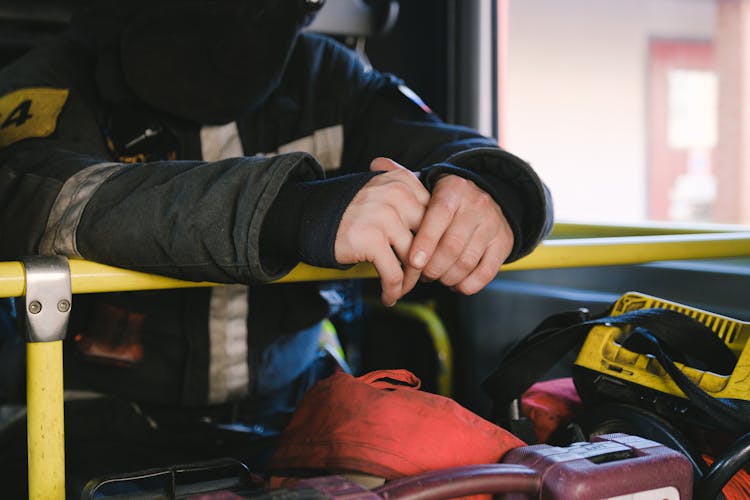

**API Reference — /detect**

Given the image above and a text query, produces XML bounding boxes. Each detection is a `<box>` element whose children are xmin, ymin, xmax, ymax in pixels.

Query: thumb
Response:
<box><xmin>370</xmin><ymin>157</ymin><xmax>408</xmax><ymax>173</ymax></box>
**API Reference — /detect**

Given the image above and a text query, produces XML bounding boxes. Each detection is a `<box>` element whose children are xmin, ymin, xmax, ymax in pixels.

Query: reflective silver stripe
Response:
<box><xmin>201</xmin><ymin>122</ymin><xmax>250</xmax><ymax>403</ymax></box>
<box><xmin>207</xmin><ymin>284</ymin><xmax>250</xmax><ymax>403</ymax></box>
<box><xmin>277</xmin><ymin>124</ymin><xmax>343</xmax><ymax>171</ymax></box>
<box><xmin>39</xmin><ymin>162</ymin><xmax>125</xmax><ymax>256</ymax></box>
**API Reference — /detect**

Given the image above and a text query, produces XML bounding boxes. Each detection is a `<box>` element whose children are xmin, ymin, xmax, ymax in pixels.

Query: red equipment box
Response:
<box><xmin>500</xmin><ymin>433</ymin><xmax>693</xmax><ymax>499</ymax></box>
<box><xmin>84</xmin><ymin>434</ymin><xmax>693</xmax><ymax>499</ymax></box>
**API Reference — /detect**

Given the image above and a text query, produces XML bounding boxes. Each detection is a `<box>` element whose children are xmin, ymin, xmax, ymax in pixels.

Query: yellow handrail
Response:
<box><xmin>2</xmin><ymin>230</ymin><xmax>750</xmax><ymax>299</ymax></box>
<box><xmin>548</xmin><ymin>220</ymin><xmax>750</xmax><ymax>238</ymax></box>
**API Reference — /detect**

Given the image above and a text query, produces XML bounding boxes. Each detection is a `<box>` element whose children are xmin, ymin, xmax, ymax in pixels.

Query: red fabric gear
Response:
<box><xmin>521</xmin><ymin>378</ymin><xmax>583</xmax><ymax>443</ymax></box>
<box><xmin>268</xmin><ymin>369</ymin><xmax>525</xmax><ymax>479</ymax></box>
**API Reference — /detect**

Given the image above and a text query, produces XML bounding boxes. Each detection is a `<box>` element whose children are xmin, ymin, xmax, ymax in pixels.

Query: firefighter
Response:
<box><xmin>0</xmin><ymin>0</ymin><xmax>552</xmax><ymax>494</ymax></box>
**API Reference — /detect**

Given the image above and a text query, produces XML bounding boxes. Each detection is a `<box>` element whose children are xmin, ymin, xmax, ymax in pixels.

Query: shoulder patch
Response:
<box><xmin>0</xmin><ymin>87</ymin><xmax>69</xmax><ymax>147</ymax></box>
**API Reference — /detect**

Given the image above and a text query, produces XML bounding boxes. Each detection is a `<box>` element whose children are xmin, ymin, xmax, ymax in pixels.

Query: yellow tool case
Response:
<box><xmin>574</xmin><ymin>291</ymin><xmax>750</xmax><ymax>403</ymax></box>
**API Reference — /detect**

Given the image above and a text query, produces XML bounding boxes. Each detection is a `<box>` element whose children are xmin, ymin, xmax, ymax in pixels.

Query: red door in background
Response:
<box><xmin>648</xmin><ymin>40</ymin><xmax>717</xmax><ymax>222</ymax></box>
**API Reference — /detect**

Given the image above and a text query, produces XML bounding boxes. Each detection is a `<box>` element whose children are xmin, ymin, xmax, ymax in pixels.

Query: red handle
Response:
<box><xmin>372</xmin><ymin>464</ymin><xmax>540</xmax><ymax>499</ymax></box>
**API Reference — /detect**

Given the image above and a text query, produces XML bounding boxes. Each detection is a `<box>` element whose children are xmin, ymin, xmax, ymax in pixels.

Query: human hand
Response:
<box><xmin>335</xmin><ymin>157</ymin><xmax>430</xmax><ymax>306</ymax></box>
<box><xmin>402</xmin><ymin>174</ymin><xmax>514</xmax><ymax>296</ymax></box>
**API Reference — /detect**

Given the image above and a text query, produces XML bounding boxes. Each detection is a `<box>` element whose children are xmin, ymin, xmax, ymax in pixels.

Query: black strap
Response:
<box><xmin>481</xmin><ymin>305</ymin><xmax>744</xmax><ymax>431</ymax></box>
<box><xmin>480</xmin><ymin>307</ymin><xmax>597</xmax><ymax>414</ymax></box>
<box><xmin>624</xmin><ymin>328</ymin><xmax>750</xmax><ymax>433</ymax></box>
<box><xmin>610</xmin><ymin>308</ymin><xmax>736</xmax><ymax>375</ymax></box>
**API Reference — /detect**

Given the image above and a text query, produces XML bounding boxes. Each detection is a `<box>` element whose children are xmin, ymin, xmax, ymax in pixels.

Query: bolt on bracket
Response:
<box><xmin>21</xmin><ymin>256</ymin><xmax>72</xmax><ymax>343</ymax></box>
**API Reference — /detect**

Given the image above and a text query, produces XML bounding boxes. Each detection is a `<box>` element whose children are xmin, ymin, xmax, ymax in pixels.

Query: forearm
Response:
<box><xmin>1</xmin><ymin>142</ymin><xmax>325</xmax><ymax>283</ymax></box>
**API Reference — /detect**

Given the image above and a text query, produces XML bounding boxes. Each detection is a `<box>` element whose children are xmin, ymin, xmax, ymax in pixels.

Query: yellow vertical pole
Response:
<box><xmin>21</xmin><ymin>256</ymin><xmax>71</xmax><ymax>500</ymax></box>
<box><xmin>27</xmin><ymin>341</ymin><xmax>65</xmax><ymax>499</ymax></box>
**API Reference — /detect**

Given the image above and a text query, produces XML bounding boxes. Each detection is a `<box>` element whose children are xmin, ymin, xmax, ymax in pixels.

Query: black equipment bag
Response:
<box><xmin>481</xmin><ymin>291</ymin><xmax>750</xmax><ymax>436</ymax></box>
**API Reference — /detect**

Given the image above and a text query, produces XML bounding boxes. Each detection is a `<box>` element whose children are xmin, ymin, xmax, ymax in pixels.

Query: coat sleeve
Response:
<box><xmin>0</xmin><ymin>42</ymin><xmax>325</xmax><ymax>284</ymax></box>
<box><xmin>306</xmin><ymin>35</ymin><xmax>554</xmax><ymax>262</ymax></box>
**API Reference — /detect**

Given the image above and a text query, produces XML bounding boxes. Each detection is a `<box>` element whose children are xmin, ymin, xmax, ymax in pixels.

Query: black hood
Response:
<box><xmin>71</xmin><ymin>0</ymin><xmax>314</xmax><ymax>124</ymax></box>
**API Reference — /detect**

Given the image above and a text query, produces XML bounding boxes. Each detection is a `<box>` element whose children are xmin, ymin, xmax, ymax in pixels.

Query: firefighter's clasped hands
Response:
<box><xmin>335</xmin><ymin>157</ymin><xmax>514</xmax><ymax>306</ymax></box>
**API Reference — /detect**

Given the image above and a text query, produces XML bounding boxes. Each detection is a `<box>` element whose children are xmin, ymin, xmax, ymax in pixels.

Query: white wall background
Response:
<box><xmin>504</xmin><ymin>0</ymin><xmax>716</xmax><ymax>222</ymax></box>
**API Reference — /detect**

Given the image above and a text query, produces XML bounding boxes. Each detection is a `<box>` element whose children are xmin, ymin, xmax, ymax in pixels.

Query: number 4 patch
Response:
<box><xmin>0</xmin><ymin>87</ymin><xmax>69</xmax><ymax>147</ymax></box>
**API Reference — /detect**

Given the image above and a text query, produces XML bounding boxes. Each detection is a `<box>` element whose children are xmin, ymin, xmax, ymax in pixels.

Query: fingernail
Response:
<box><xmin>412</xmin><ymin>250</ymin><xmax>427</xmax><ymax>268</ymax></box>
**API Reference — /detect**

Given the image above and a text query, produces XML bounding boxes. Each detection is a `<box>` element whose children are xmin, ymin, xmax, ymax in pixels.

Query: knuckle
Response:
<box><xmin>388</xmin><ymin>183</ymin><xmax>414</xmax><ymax>204</ymax></box>
<box><xmin>376</xmin><ymin>208</ymin><xmax>404</xmax><ymax>234</ymax></box>
<box><xmin>444</xmin><ymin>175</ymin><xmax>468</xmax><ymax>189</ymax></box>
<box><xmin>458</xmin><ymin>275</ymin><xmax>486</xmax><ymax>295</ymax></box>
<box><xmin>468</xmin><ymin>190</ymin><xmax>494</xmax><ymax>214</ymax></box>
<box><xmin>393</xmin><ymin>169</ymin><xmax>412</xmax><ymax>181</ymax></box>
<box><xmin>381</xmin><ymin>272</ymin><xmax>403</xmax><ymax>289</ymax></box>
<box><xmin>382</xmin><ymin>204</ymin><xmax>401</xmax><ymax>223</ymax></box>
<box><xmin>457</xmin><ymin>249</ymin><xmax>481</xmax><ymax>272</ymax></box>
<box><xmin>433</xmin><ymin>192</ymin><xmax>460</xmax><ymax>213</ymax></box>
<box><xmin>441</xmin><ymin>235</ymin><xmax>465</xmax><ymax>257</ymax></box>
<box><xmin>476</xmin><ymin>190</ymin><xmax>494</xmax><ymax>208</ymax></box>
<box><xmin>386</xmin><ymin>169</ymin><xmax>410</xmax><ymax>186</ymax></box>
<box><xmin>476</xmin><ymin>267</ymin><xmax>497</xmax><ymax>285</ymax></box>
<box><xmin>422</xmin><ymin>265</ymin><xmax>441</xmax><ymax>281</ymax></box>
<box><xmin>444</xmin><ymin>196</ymin><xmax>461</xmax><ymax>213</ymax></box>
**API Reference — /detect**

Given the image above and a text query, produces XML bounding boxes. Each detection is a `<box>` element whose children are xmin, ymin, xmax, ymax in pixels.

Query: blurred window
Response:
<box><xmin>501</xmin><ymin>0</ymin><xmax>750</xmax><ymax>226</ymax></box>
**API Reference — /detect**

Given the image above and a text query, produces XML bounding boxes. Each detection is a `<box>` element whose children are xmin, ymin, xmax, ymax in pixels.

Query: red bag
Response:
<box><xmin>520</xmin><ymin>377</ymin><xmax>583</xmax><ymax>443</ymax></box>
<box><xmin>268</xmin><ymin>369</ymin><xmax>525</xmax><ymax>479</ymax></box>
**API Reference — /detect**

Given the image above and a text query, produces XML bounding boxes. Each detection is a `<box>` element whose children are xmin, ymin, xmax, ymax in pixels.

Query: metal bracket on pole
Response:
<box><xmin>21</xmin><ymin>255</ymin><xmax>71</xmax><ymax>342</ymax></box>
